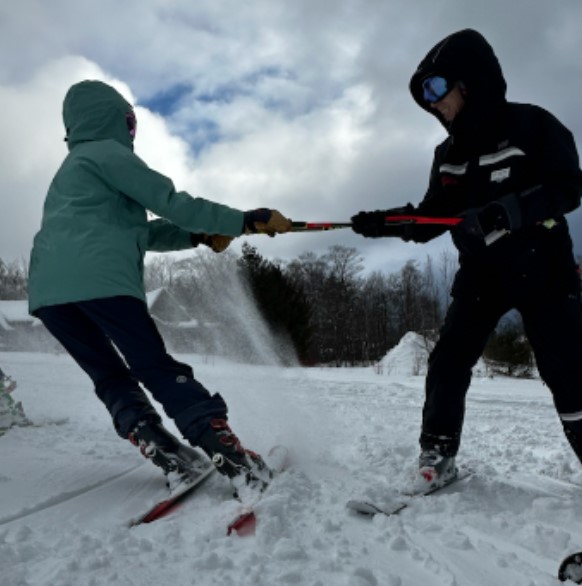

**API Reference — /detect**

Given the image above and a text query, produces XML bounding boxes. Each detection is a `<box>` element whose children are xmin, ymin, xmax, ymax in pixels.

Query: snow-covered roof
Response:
<box><xmin>146</xmin><ymin>287</ymin><xmax>197</xmax><ymax>326</ymax></box>
<box><xmin>0</xmin><ymin>300</ymin><xmax>39</xmax><ymax>330</ymax></box>
<box><xmin>0</xmin><ymin>312</ymin><xmax>12</xmax><ymax>331</ymax></box>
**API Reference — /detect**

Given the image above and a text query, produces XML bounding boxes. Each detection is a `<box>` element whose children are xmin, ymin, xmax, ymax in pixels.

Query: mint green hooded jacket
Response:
<box><xmin>28</xmin><ymin>80</ymin><xmax>244</xmax><ymax>313</ymax></box>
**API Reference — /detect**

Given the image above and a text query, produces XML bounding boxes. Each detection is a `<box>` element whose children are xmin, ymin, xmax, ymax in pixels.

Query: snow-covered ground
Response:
<box><xmin>1</xmin><ymin>346</ymin><xmax>582</xmax><ymax>586</ymax></box>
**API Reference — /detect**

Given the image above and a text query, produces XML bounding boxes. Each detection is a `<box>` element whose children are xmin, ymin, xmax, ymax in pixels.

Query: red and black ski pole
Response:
<box><xmin>384</xmin><ymin>215</ymin><xmax>462</xmax><ymax>226</ymax></box>
<box><xmin>291</xmin><ymin>221</ymin><xmax>352</xmax><ymax>231</ymax></box>
<box><xmin>291</xmin><ymin>215</ymin><xmax>508</xmax><ymax>245</ymax></box>
<box><xmin>384</xmin><ymin>215</ymin><xmax>508</xmax><ymax>245</ymax></box>
<box><xmin>291</xmin><ymin>216</ymin><xmax>462</xmax><ymax>232</ymax></box>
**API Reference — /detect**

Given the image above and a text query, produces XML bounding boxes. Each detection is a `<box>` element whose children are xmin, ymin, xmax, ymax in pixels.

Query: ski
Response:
<box><xmin>346</xmin><ymin>469</ymin><xmax>474</xmax><ymax>517</ymax></box>
<box><xmin>559</xmin><ymin>552</ymin><xmax>582</xmax><ymax>583</ymax></box>
<box><xmin>227</xmin><ymin>445</ymin><xmax>290</xmax><ymax>536</ymax></box>
<box><xmin>130</xmin><ymin>461</ymin><xmax>215</xmax><ymax>526</ymax></box>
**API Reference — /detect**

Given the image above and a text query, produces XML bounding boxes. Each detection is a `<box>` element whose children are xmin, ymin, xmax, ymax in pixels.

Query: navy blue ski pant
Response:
<box><xmin>421</xmin><ymin>291</ymin><xmax>582</xmax><ymax>460</ymax></box>
<box><xmin>35</xmin><ymin>296</ymin><xmax>228</xmax><ymax>443</ymax></box>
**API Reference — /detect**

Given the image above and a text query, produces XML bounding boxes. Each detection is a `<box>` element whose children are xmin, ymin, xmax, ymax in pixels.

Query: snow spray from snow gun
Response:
<box><xmin>290</xmin><ymin>216</ymin><xmax>508</xmax><ymax>245</ymax></box>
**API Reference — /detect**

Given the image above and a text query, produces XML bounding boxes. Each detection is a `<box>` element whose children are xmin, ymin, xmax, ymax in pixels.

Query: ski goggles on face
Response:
<box><xmin>422</xmin><ymin>76</ymin><xmax>452</xmax><ymax>104</ymax></box>
<box><xmin>126</xmin><ymin>111</ymin><xmax>137</xmax><ymax>139</ymax></box>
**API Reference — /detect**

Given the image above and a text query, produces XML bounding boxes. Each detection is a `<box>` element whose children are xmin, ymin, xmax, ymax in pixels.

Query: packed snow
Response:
<box><xmin>1</xmin><ymin>337</ymin><xmax>582</xmax><ymax>585</ymax></box>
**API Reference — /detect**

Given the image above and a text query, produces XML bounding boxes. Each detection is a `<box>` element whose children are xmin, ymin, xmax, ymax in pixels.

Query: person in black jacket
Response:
<box><xmin>352</xmin><ymin>29</ymin><xmax>582</xmax><ymax>488</ymax></box>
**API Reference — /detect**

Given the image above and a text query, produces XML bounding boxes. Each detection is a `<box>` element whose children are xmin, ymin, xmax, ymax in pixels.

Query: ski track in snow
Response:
<box><xmin>1</xmin><ymin>350</ymin><xmax>581</xmax><ymax>585</ymax></box>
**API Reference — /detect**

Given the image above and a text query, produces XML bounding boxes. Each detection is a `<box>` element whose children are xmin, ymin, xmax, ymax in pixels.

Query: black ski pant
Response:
<box><xmin>420</xmin><ymin>291</ymin><xmax>582</xmax><ymax>462</ymax></box>
<box><xmin>36</xmin><ymin>296</ymin><xmax>228</xmax><ymax>443</ymax></box>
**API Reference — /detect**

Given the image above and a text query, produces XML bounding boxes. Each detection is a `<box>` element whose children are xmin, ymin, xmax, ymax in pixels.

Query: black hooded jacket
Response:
<box><xmin>406</xmin><ymin>29</ymin><xmax>582</xmax><ymax>300</ymax></box>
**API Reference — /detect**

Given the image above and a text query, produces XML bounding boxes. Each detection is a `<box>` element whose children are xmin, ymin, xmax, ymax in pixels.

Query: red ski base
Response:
<box><xmin>225</xmin><ymin>445</ymin><xmax>290</xmax><ymax>537</ymax></box>
<box><xmin>227</xmin><ymin>510</ymin><xmax>256</xmax><ymax>536</ymax></box>
<box><xmin>130</xmin><ymin>464</ymin><xmax>215</xmax><ymax>526</ymax></box>
<box><xmin>138</xmin><ymin>493</ymin><xmax>188</xmax><ymax>524</ymax></box>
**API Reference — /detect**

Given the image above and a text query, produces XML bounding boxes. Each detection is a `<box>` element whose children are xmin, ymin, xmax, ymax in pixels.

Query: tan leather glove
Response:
<box><xmin>190</xmin><ymin>234</ymin><xmax>233</xmax><ymax>253</ymax></box>
<box><xmin>204</xmin><ymin>234</ymin><xmax>233</xmax><ymax>253</ymax></box>
<box><xmin>243</xmin><ymin>208</ymin><xmax>292</xmax><ymax>236</ymax></box>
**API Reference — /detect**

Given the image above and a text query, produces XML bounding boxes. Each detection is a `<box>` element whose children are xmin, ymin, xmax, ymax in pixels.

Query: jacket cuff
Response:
<box><xmin>190</xmin><ymin>233</ymin><xmax>205</xmax><ymax>247</ymax></box>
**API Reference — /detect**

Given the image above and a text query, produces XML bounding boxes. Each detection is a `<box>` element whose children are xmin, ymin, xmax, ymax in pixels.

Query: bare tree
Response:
<box><xmin>144</xmin><ymin>254</ymin><xmax>176</xmax><ymax>290</ymax></box>
<box><xmin>0</xmin><ymin>257</ymin><xmax>29</xmax><ymax>300</ymax></box>
<box><xmin>359</xmin><ymin>271</ymin><xmax>392</xmax><ymax>362</ymax></box>
<box><xmin>437</xmin><ymin>249</ymin><xmax>458</xmax><ymax>313</ymax></box>
<box><xmin>320</xmin><ymin>246</ymin><xmax>364</xmax><ymax>365</ymax></box>
<box><xmin>322</xmin><ymin>245</ymin><xmax>363</xmax><ymax>285</ymax></box>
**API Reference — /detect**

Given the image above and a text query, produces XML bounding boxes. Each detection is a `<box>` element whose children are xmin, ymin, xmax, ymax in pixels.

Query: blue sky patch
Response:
<box><xmin>142</xmin><ymin>82</ymin><xmax>194</xmax><ymax>115</ymax></box>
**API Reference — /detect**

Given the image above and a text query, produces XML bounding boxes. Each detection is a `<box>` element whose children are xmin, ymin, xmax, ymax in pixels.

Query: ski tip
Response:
<box><xmin>346</xmin><ymin>499</ymin><xmax>381</xmax><ymax>516</ymax></box>
<box><xmin>227</xmin><ymin>511</ymin><xmax>256</xmax><ymax>537</ymax></box>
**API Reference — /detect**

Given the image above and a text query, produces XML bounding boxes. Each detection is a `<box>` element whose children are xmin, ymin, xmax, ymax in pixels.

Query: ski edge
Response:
<box><xmin>129</xmin><ymin>463</ymin><xmax>215</xmax><ymax>526</ymax></box>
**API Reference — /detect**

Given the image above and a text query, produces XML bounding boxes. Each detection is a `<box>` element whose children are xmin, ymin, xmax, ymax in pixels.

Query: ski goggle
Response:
<box><xmin>422</xmin><ymin>76</ymin><xmax>452</xmax><ymax>104</ymax></box>
<box><xmin>126</xmin><ymin>111</ymin><xmax>137</xmax><ymax>139</ymax></box>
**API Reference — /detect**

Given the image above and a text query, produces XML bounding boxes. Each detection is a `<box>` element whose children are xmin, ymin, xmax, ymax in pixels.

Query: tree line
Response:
<box><xmin>1</xmin><ymin>248</ymin><xmax>581</xmax><ymax>375</ymax></box>
<box><xmin>141</xmin><ymin>243</ymin><xmax>560</xmax><ymax>376</ymax></box>
<box><xmin>232</xmin><ymin>244</ymin><xmax>580</xmax><ymax>375</ymax></box>
<box><xmin>144</xmin><ymin>242</ymin><xmax>459</xmax><ymax>366</ymax></box>
<box><xmin>141</xmin><ymin>242</ymin><xmax>456</xmax><ymax>365</ymax></box>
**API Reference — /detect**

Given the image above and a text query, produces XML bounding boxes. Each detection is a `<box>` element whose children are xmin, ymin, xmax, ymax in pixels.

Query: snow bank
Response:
<box><xmin>375</xmin><ymin>331</ymin><xmax>488</xmax><ymax>376</ymax></box>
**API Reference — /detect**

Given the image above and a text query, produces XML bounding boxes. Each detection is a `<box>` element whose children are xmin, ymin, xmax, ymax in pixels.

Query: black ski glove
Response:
<box><xmin>479</xmin><ymin>194</ymin><xmax>522</xmax><ymax>232</ymax></box>
<box><xmin>452</xmin><ymin>195</ymin><xmax>521</xmax><ymax>255</ymax></box>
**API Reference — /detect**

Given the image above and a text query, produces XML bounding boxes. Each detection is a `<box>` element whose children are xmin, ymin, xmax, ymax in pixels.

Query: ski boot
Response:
<box><xmin>559</xmin><ymin>552</ymin><xmax>582</xmax><ymax>583</ymax></box>
<box><xmin>129</xmin><ymin>420</ymin><xmax>210</xmax><ymax>491</ymax></box>
<box><xmin>416</xmin><ymin>448</ymin><xmax>457</xmax><ymax>490</ymax></box>
<box><xmin>196</xmin><ymin>418</ymin><xmax>272</xmax><ymax>498</ymax></box>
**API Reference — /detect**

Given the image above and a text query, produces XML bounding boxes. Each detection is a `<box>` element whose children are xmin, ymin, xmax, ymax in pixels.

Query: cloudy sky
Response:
<box><xmin>2</xmin><ymin>0</ymin><xmax>581</xmax><ymax>276</ymax></box>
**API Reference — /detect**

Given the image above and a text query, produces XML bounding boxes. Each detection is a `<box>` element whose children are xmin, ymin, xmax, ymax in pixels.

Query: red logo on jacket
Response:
<box><xmin>441</xmin><ymin>175</ymin><xmax>459</xmax><ymax>187</ymax></box>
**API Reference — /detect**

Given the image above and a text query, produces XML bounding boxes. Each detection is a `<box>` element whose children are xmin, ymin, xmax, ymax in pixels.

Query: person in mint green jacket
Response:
<box><xmin>28</xmin><ymin>79</ymin><xmax>291</xmax><ymax>493</ymax></box>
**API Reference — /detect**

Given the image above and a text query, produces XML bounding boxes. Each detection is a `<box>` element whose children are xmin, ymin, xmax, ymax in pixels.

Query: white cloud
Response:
<box><xmin>174</xmin><ymin>84</ymin><xmax>374</xmax><ymax>213</ymax></box>
<box><xmin>0</xmin><ymin>56</ymin><xmax>140</xmax><ymax>262</ymax></box>
<box><xmin>1</xmin><ymin>0</ymin><xmax>581</xmax><ymax>268</ymax></box>
<box><xmin>133</xmin><ymin>107</ymin><xmax>192</xmax><ymax>189</ymax></box>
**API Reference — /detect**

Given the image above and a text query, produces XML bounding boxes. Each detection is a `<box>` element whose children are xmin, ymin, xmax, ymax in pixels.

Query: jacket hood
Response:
<box><xmin>409</xmin><ymin>29</ymin><xmax>507</xmax><ymax>135</ymax></box>
<box><xmin>63</xmin><ymin>80</ymin><xmax>134</xmax><ymax>150</ymax></box>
